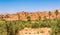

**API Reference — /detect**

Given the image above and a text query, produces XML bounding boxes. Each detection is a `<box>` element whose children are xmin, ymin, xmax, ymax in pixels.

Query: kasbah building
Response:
<box><xmin>0</xmin><ymin>10</ymin><xmax>60</xmax><ymax>21</ymax></box>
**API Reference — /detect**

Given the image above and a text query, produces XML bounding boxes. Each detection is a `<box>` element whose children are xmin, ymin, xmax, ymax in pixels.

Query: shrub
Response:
<box><xmin>0</xmin><ymin>18</ymin><xmax>60</xmax><ymax>35</ymax></box>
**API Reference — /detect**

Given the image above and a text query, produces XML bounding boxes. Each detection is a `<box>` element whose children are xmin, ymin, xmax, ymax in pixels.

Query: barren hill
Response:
<box><xmin>0</xmin><ymin>10</ymin><xmax>60</xmax><ymax>21</ymax></box>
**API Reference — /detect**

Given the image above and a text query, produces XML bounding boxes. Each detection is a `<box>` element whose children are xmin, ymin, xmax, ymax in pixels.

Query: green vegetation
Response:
<box><xmin>0</xmin><ymin>18</ymin><xmax>60</xmax><ymax>35</ymax></box>
<box><xmin>55</xmin><ymin>10</ymin><xmax>59</xmax><ymax>18</ymax></box>
<box><xmin>48</xmin><ymin>11</ymin><xmax>51</xmax><ymax>19</ymax></box>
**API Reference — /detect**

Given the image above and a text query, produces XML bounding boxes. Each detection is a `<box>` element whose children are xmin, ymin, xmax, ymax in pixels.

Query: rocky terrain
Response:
<box><xmin>0</xmin><ymin>10</ymin><xmax>60</xmax><ymax>21</ymax></box>
<box><xmin>18</xmin><ymin>27</ymin><xmax>51</xmax><ymax>35</ymax></box>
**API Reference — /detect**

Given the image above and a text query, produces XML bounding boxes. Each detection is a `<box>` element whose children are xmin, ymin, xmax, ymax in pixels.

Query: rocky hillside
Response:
<box><xmin>0</xmin><ymin>10</ymin><xmax>60</xmax><ymax>20</ymax></box>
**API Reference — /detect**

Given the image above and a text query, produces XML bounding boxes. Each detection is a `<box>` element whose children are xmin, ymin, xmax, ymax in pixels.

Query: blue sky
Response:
<box><xmin>0</xmin><ymin>0</ymin><xmax>60</xmax><ymax>13</ymax></box>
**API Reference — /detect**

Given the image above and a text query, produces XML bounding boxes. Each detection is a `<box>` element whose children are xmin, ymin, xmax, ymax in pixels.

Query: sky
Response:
<box><xmin>0</xmin><ymin>0</ymin><xmax>60</xmax><ymax>14</ymax></box>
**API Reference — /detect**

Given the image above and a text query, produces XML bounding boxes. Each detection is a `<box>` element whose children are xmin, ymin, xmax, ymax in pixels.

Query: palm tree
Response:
<box><xmin>37</xmin><ymin>12</ymin><xmax>41</xmax><ymax>20</ymax></box>
<box><xmin>48</xmin><ymin>11</ymin><xmax>51</xmax><ymax>19</ymax></box>
<box><xmin>27</xmin><ymin>16</ymin><xmax>30</xmax><ymax>21</ymax></box>
<box><xmin>55</xmin><ymin>10</ymin><xmax>59</xmax><ymax>19</ymax></box>
<box><xmin>39</xmin><ymin>16</ymin><xmax>41</xmax><ymax>20</ymax></box>
<box><xmin>44</xmin><ymin>16</ymin><xmax>47</xmax><ymax>20</ymax></box>
<box><xmin>6</xmin><ymin>21</ymin><xmax>15</xmax><ymax>35</ymax></box>
<box><xmin>1</xmin><ymin>15</ymin><xmax>5</xmax><ymax>20</ymax></box>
